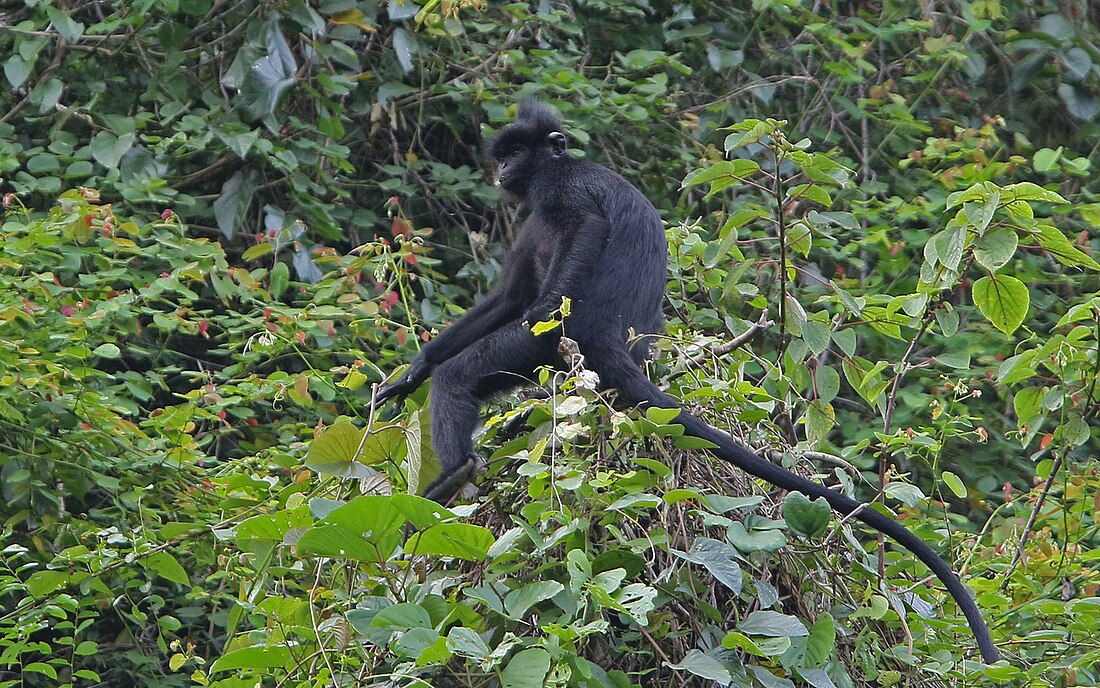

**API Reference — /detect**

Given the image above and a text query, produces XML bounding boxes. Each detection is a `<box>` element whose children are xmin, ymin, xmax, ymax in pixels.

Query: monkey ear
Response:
<box><xmin>547</xmin><ymin>131</ymin><xmax>567</xmax><ymax>157</ymax></box>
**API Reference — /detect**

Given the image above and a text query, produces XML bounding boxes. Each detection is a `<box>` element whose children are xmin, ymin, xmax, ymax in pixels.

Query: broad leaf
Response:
<box><xmin>1034</xmin><ymin>223</ymin><xmax>1100</xmax><ymax>270</ymax></box>
<box><xmin>405</xmin><ymin>522</ymin><xmax>495</xmax><ymax>560</ymax></box>
<box><xmin>973</xmin><ymin>274</ymin><xmax>1029</xmax><ymax>334</ymax></box>
<box><xmin>89</xmin><ymin>131</ymin><xmax>135</xmax><ymax>169</ymax></box>
<box><xmin>738</xmin><ymin>610</ymin><xmax>809</xmax><ymax>637</ymax></box>
<box><xmin>502</xmin><ymin>648</ymin><xmax>551</xmax><ymax>688</ymax></box>
<box><xmin>504</xmin><ymin>581</ymin><xmax>565</xmax><ymax>618</ymax></box>
<box><xmin>210</xmin><ymin>647</ymin><xmax>292</xmax><ymax>673</ymax></box>
<box><xmin>782</xmin><ymin>492</ymin><xmax>830</xmax><ymax>538</ymax></box>
<box><xmin>213</xmin><ymin>169</ymin><xmax>257</xmax><ymax>240</ymax></box>
<box><xmin>973</xmin><ymin>226</ymin><xmax>1017</xmax><ymax>271</ymax></box>
<box><xmin>668</xmin><ymin>650</ymin><xmax>733</xmax><ymax>683</ymax></box>
<box><xmin>238</xmin><ymin>21</ymin><xmax>297</xmax><ymax>120</ymax></box>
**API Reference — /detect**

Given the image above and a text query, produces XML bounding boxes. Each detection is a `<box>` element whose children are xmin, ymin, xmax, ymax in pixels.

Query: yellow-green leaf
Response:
<box><xmin>973</xmin><ymin>274</ymin><xmax>1029</xmax><ymax>335</ymax></box>
<box><xmin>942</xmin><ymin>471</ymin><xmax>967</xmax><ymax>498</ymax></box>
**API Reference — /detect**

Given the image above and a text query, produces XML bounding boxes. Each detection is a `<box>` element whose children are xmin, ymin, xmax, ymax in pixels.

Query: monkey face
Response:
<box><xmin>489</xmin><ymin>101</ymin><xmax>570</xmax><ymax>199</ymax></box>
<box><xmin>493</xmin><ymin>145</ymin><xmax>530</xmax><ymax>195</ymax></box>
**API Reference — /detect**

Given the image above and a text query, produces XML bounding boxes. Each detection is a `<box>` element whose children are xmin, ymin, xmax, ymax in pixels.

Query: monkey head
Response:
<box><xmin>489</xmin><ymin>100</ymin><xmax>569</xmax><ymax>198</ymax></box>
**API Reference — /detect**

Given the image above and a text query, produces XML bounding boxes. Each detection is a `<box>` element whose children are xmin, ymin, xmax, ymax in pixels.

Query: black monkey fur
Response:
<box><xmin>375</xmin><ymin>100</ymin><xmax>999</xmax><ymax>664</ymax></box>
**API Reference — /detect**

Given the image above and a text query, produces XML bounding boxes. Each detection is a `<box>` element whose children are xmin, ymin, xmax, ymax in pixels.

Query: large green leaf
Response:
<box><xmin>738</xmin><ymin>610</ymin><xmax>809</xmax><ymax>637</ymax></box>
<box><xmin>305</xmin><ymin>422</ymin><xmax>403</xmax><ymax>477</ymax></box>
<box><xmin>782</xmin><ymin>492</ymin><xmax>830</xmax><ymax>538</ymax></box>
<box><xmin>210</xmin><ymin>646</ymin><xmax>292</xmax><ymax>673</ymax></box>
<box><xmin>26</xmin><ymin>570</ymin><xmax>68</xmax><ymax>598</ymax></box>
<box><xmin>804</xmin><ymin>613</ymin><xmax>836</xmax><ymax>667</ymax></box>
<box><xmin>677</xmin><ymin>537</ymin><xmax>744</xmax><ymax>593</ymax></box>
<box><xmin>142</xmin><ymin>552</ymin><xmax>190</xmax><ymax>586</ymax></box>
<box><xmin>1034</xmin><ymin>223</ymin><xmax>1100</xmax><ymax>270</ymax></box>
<box><xmin>213</xmin><ymin>169</ymin><xmax>257</xmax><ymax>240</ymax></box>
<box><xmin>727</xmin><ymin>522</ymin><xmax>786</xmax><ymax>553</ymax></box>
<box><xmin>502</xmin><ymin>648</ymin><xmax>551</xmax><ymax>688</ymax></box>
<box><xmin>405</xmin><ymin>522</ymin><xmax>495</xmax><ymax>561</ymax></box>
<box><xmin>972</xmin><ymin>274</ymin><xmax>1030</xmax><ymax>334</ymax></box>
<box><xmin>504</xmin><ymin>581</ymin><xmax>565</xmax><ymax>618</ymax></box>
<box><xmin>973</xmin><ymin>226</ymin><xmax>1018</xmax><ymax>271</ymax></box>
<box><xmin>89</xmin><ymin>131</ymin><xmax>135</xmax><ymax>170</ymax></box>
<box><xmin>237</xmin><ymin>20</ymin><xmax>297</xmax><ymax>120</ymax></box>
<box><xmin>668</xmin><ymin>650</ymin><xmax>733</xmax><ymax>683</ymax></box>
<box><xmin>680</xmin><ymin>159</ymin><xmax>760</xmax><ymax>196</ymax></box>
<box><xmin>297</xmin><ymin>524</ymin><xmax>381</xmax><ymax>562</ymax></box>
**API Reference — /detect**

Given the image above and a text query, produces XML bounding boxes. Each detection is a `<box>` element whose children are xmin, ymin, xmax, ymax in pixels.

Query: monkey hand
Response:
<box><xmin>522</xmin><ymin>305</ymin><xmax>553</xmax><ymax>327</ymax></box>
<box><xmin>373</xmin><ymin>358</ymin><xmax>431</xmax><ymax>408</ymax></box>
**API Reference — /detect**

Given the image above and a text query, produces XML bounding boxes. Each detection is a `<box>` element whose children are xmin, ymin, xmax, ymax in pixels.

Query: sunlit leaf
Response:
<box><xmin>973</xmin><ymin>274</ymin><xmax>1029</xmax><ymax>334</ymax></box>
<box><xmin>405</xmin><ymin>522</ymin><xmax>495</xmax><ymax>561</ymax></box>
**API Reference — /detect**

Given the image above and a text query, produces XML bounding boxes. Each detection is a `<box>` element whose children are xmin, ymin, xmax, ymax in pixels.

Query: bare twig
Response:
<box><xmin>685</xmin><ymin>312</ymin><xmax>773</xmax><ymax>367</ymax></box>
<box><xmin>801</xmin><ymin>450</ymin><xmax>860</xmax><ymax>478</ymax></box>
<box><xmin>775</xmin><ymin>156</ymin><xmax>788</xmax><ymax>359</ymax></box>
<box><xmin>883</xmin><ymin>311</ymin><xmax>936</xmax><ymax>434</ymax></box>
<box><xmin>683</xmin><ymin>75</ymin><xmax>816</xmax><ymax>113</ymax></box>
<box><xmin>765</xmin><ymin>448</ymin><xmax>859</xmax><ymax>481</ymax></box>
<box><xmin>875</xmin><ymin>309</ymin><xmax>936</xmax><ymax>577</ymax></box>
<box><xmin>174</xmin><ymin>154</ymin><xmax>238</xmax><ymax>189</ymax></box>
<box><xmin>1000</xmin><ymin>452</ymin><xmax>1064</xmax><ymax>590</ymax></box>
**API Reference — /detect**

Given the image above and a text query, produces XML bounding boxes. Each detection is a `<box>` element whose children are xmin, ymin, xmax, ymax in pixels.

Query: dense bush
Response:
<box><xmin>2</xmin><ymin>1</ymin><xmax>1099</xmax><ymax>687</ymax></box>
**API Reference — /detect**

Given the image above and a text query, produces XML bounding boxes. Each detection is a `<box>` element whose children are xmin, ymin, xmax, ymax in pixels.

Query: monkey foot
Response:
<box><xmin>422</xmin><ymin>452</ymin><xmax>487</xmax><ymax>505</ymax></box>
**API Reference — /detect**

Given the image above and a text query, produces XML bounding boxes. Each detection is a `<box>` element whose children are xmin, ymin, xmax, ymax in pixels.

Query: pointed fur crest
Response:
<box><xmin>515</xmin><ymin>99</ymin><xmax>562</xmax><ymax>135</ymax></box>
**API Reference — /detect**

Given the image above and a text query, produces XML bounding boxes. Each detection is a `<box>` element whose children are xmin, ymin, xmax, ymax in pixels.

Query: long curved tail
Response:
<box><xmin>593</xmin><ymin>347</ymin><xmax>999</xmax><ymax>663</ymax></box>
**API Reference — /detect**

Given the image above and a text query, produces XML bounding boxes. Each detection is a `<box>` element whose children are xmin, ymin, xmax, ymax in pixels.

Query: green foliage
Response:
<box><xmin>3</xmin><ymin>1</ymin><xmax>1100</xmax><ymax>687</ymax></box>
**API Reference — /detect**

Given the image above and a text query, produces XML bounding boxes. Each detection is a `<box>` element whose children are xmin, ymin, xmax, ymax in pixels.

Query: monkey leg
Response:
<box><xmin>423</xmin><ymin>322</ymin><xmax>560</xmax><ymax>503</ymax></box>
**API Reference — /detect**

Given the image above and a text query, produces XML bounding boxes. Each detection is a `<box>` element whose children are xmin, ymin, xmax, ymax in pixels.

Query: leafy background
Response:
<box><xmin>1</xmin><ymin>1</ymin><xmax>1098</xmax><ymax>687</ymax></box>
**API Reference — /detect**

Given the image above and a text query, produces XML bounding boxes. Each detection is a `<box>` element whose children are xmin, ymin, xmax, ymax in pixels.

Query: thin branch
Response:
<box><xmin>801</xmin><ymin>450</ymin><xmax>860</xmax><ymax>478</ymax></box>
<box><xmin>1000</xmin><ymin>452</ymin><xmax>1064</xmax><ymax>590</ymax></box>
<box><xmin>883</xmin><ymin>310</ymin><xmax>936</xmax><ymax>434</ymax></box>
<box><xmin>775</xmin><ymin>159</ymin><xmax>788</xmax><ymax>358</ymax></box>
<box><xmin>0</xmin><ymin>38</ymin><xmax>66</xmax><ymax>125</ymax></box>
<box><xmin>685</xmin><ymin>312</ymin><xmax>773</xmax><ymax>367</ymax></box>
<box><xmin>174</xmin><ymin>154</ymin><xmax>238</xmax><ymax>189</ymax></box>
<box><xmin>683</xmin><ymin>75</ymin><xmax>816</xmax><ymax>113</ymax></box>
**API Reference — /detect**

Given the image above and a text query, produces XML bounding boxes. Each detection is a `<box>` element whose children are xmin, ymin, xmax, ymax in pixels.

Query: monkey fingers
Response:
<box><xmin>422</xmin><ymin>452</ymin><xmax>487</xmax><ymax>505</ymax></box>
<box><xmin>374</xmin><ymin>359</ymin><xmax>431</xmax><ymax>407</ymax></box>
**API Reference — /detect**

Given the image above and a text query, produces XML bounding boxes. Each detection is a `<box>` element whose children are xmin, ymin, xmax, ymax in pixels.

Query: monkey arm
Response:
<box><xmin>524</xmin><ymin>213</ymin><xmax>612</xmax><ymax>324</ymax></box>
<box><xmin>419</xmin><ymin>292</ymin><xmax>522</xmax><ymax>366</ymax></box>
<box><xmin>374</xmin><ymin>291</ymin><xmax>522</xmax><ymax>405</ymax></box>
<box><xmin>376</xmin><ymin>227</ymin><xmax>545</xmax><ymax>406</ymax></box>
